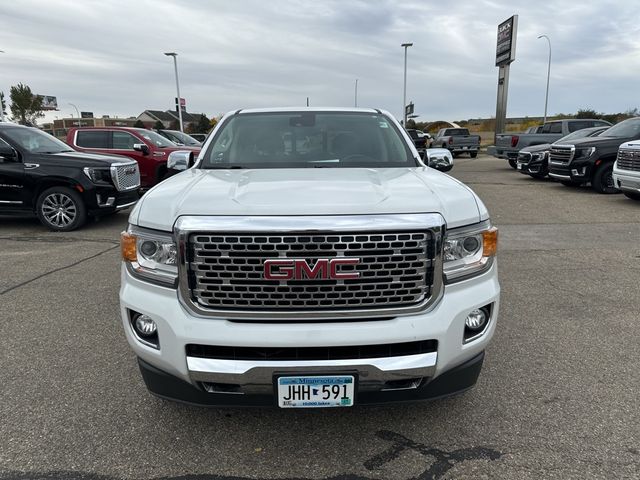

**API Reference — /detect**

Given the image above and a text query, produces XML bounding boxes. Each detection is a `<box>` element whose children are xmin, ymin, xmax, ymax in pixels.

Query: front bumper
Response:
<box><xmin>517</xmin><ymin>157</ymin><xmax>548</xmax><ymax>176</ymax></box>
<box><xmin>613</xmin><ymin>167</ymin><xmax>640</xmax><ymax>194</ymax></box>
<box><xmin>120</xmin><ymin>262</ymin><xmax>500</xmax><ymax>406</ymax></box>
<box><xmin>548</xmin><ymin>160</ymin><xmax>592</xmax><ymax>183</ymax></box>
<box><xmin>138</xmin><ymin>351</ymin><xmax>485</xmax><ymax>407</ymax></box>
<box><xmin>87</xmin><ymin>188</ymin><xmax>139</xmax><ymax>216</ymax></box>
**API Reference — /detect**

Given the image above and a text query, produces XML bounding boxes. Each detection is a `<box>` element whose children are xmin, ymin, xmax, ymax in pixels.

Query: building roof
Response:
<box><xmin>141</xmin><ymin>110</ymin><xmax>176</xmax><ymax>122</ymax></box>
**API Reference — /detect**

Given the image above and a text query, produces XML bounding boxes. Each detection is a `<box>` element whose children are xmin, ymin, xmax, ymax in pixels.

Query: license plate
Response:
<box><xmin>517</xmin><ymin>163</ymin><xmax>523</xmax><ymax>170</ymax></box>
<box><xmin>277</xmin><ymin>375</ymin><xmax>355</xmax><ymax>408</ymax></box>
<box><xmin>462</xmin><ymin>146</ymin><xmax>469</xmax><ymax>150</ymax></box>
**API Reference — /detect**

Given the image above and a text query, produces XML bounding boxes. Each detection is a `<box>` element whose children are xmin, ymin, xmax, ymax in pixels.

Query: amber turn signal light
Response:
<box><xmin>482</xmin><ymin>227</ymin><xmax>498</xmax><ymax>257</ymax></box>
<box><xmin>121</xmin><ymin>231</ymin><xmax>137</xmax><ymax>262</ymax></box>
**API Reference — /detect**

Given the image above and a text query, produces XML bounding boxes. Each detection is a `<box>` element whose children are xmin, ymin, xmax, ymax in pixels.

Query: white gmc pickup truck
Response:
<box><xmin>119</xmin><ymin>108</ymin><xmax>500</xmax><ymax>408</ymax></box>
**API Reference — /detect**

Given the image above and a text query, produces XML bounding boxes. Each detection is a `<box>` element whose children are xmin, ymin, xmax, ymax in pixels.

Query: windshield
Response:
<box><xmin>201</xmin><ymin>112</ymin><xmax>415</xmax><ymax>169</ymax></box>
<box><xmin>136</xmin><ymin>129</ymin><xmax>176</xmax><ymax>148</ymax></box>
<box><xmin>164</xmin><ymin>130</ymin><xmax>201</xmax><ymax>146</ymax></box>
<box><xmin>557</xmin><ymin>127</ymin><xmax>605</xmax><ymax>143</ymax></box>
<box><xmin>1</xmin><ymin>127</ymin><xmax>73</xmax><ymax>153</ymax></box>
<box><xmin>600</xmin><ymin>118</ymin><xmax>640</xmax><ymax>138</ymax></box>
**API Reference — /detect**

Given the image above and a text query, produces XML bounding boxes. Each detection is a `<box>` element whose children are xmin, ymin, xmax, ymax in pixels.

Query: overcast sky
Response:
<box><xmin>1</xmin><ymin>0</ymin><xmax>639</xmax><ymax>124</ymax></box>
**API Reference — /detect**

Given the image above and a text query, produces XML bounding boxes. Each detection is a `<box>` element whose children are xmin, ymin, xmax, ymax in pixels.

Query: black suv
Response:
<box><xmin>0</xmin><ymin>124</ymin><xmax>140</xmax><ymax>231</ymax></box>
<box><xmin>548</xmin><ymin>117</ymin><xmax>640</xmax><ymax>193</ymax></box>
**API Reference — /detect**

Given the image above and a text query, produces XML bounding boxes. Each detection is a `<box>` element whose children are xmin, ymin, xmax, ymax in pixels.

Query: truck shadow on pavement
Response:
<box><xmin>0</xmin><ymin>430</ymin><xmax>502</xmax><ymax>480</ymax></box>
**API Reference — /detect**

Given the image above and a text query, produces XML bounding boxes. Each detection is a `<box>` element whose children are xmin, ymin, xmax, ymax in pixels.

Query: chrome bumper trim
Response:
<box><xmin>549</xmin><ymin>172</ymin><xmax>572</xmax><ymax>181</ymax></box>
<box><xmin>116</xmin><ymin>200</ymin><xmax>138</xmax><ymax>210</ymax></box>
<box><xmin>187</xmin><ymin>351</ymin><xmax>438</xmax><ymax>389</ymax></box>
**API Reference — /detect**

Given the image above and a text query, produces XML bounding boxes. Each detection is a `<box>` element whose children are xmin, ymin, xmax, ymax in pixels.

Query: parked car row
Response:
<box><xmin>0</xmin><ymin>123</ymin><xmax>206</xmax><ymax>230</ymax></box>
<box><xmin>499</xmin><ymin>117</ymin><xmax>640</xmax><ymax>199</ymax></box>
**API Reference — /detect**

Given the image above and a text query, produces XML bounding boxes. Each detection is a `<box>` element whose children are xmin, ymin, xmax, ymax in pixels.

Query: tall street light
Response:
<box><xmin>164</xmin><ymin>52</ymin><xmax>184</xmax><ymax>132</ymax></box>
<box><xmin>401</xmin><ymin>43</ymin><xmax>413</xmax><ymax>126</ymax></box>
<box><xmin>354</xmin><ymin>78</ymin><xmax>358</xmax><ymax>108</ymax></box>
<box><xmin>68</xmin><ymin>103</ymin><xmax>81</xmax><ymax>128</ymax></box>
<box><xmin>538</xmin><ymin>35</ymin><xmax>551</xmax><ymax>124</ymax></box>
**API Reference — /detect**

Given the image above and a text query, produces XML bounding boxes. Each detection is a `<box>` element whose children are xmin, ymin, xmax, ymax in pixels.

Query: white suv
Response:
<box><xmin>119</xmin><ymin>108</ymin><xmax>500</xmax><ymax>408</ymax></box>
<box><xmin>613</xmin><ymin>141</ymin><xmax>640</xmax><ymax>201</ymax></box>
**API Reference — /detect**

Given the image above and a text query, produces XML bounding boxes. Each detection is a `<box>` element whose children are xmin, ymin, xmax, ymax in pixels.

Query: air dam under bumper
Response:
<box><xmin>120</xmin><ymin>261</ymin><xmax>499</xmax><ymax>406</ymax></box>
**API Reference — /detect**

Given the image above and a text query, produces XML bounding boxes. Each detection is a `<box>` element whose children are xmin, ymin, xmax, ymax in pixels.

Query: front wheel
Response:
<box><xmin>592</xmin><ymin>163</ymin><xmax>618</xmax><ymax>194</ymax></box>
<box><xmin>529</xmin><ymin>172</ymin><xmax>547</xmax><ymax>180</ymax></box>
<box><xmin>36</xmin><ymin>186</ymin><xmax>87</xmax><ymax>231</ymax></box>
<box><xmin>508</xmin><ymin>159</ymin><xmax>518</xmax><ymax>169</ymax></box>
<box><xmin>470</xmin><ymin>152</ymin><xmax>478</xmax><ymax>158</ymax></box>
<box><xmin>623</xmin><ymin>191</ymin><xmax>640</xmax><ymax>201</ymax></box>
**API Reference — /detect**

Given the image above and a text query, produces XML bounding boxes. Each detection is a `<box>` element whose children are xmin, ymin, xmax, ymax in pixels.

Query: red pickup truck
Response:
<box><xmin>67</xmin><ymin>127</ymin><xmax>200</xmax><ymax>188</ymax></box>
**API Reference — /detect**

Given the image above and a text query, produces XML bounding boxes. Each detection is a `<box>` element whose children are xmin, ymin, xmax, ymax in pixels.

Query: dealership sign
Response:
<box><xmin>495</xmin><ymin>15</ymin><xmax>518</xmax><ymax>66</ymax></box>
<box><xmin>38</xmin><ymin>95</ymin><xmax>58</xmax><ymax>110</ymax></box>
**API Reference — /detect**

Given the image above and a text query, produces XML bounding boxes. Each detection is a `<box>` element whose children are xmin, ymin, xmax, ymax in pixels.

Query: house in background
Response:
<box><xmin>137</xmin><ymin>109</ymin><xmax>203</xmax><ymax>130</ymax></box>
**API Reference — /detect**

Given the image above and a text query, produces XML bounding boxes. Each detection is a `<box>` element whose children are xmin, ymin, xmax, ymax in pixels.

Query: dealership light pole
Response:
<box><xmin>354</xmin><ymin>78</ymin><xmax>358</xmax><ymax>108</ymax></box>
<box><xmin>68</xmin><ymin>103</ymin><xmax>81</xmax><ymax>128</ymax></box>
<box><xmin>538</xmin><ymin>35</ymin><xmax>551</xmax><ymax>124</ymax></box>
<box><xmin>401</xmin><ymin>43</ymin><xmax>413</xmax><ymax>126</ymax></box>
<box><xmin>164</xmin><ymin>52</ymin><xmax>184</xmax><ymax>132</ymax></box>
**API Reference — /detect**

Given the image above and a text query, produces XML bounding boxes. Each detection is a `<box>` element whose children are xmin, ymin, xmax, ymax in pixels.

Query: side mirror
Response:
<box><xmin>167</xmin><ymin>150</ymin><xmax>195</xmax><ymax>171</ymax></box>
<box><xmin>133</xmin><ymin>143</ymin><xmax>150</xmax><ymax>155</ymax></box>
<box><xmin>0</xmin><ymin>143</ymin><xmax>17</xmax><ymax>161</ymax></box>
<box><xmin>424</xmin><ymin>148</ymin><xmax>453</xmax><ymax>172</ymax></box>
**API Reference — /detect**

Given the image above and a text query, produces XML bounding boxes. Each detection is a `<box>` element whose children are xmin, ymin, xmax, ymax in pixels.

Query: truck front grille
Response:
<box><xmin>187</xmin><ymin>231</ymin><xmax>436</xmax><ymax>314</ymax></box>
<box><xmin>111</xmin><ymin>162</ymin><xmax>141</xmax><ymax>191</ymax></box>
<box><xmin>549</xmin><ymin>145</ymin><xmax>574</xmax><ymax>165</ymax></box>
<box><xmin>617</xmin><ymin>149</ymin><xmax>640</xmax><ymax>172</ymax></box>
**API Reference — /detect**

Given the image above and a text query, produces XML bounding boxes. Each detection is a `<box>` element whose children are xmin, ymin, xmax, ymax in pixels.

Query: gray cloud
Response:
<box><xmin>1</xmin><ymin>0</ymin><xmax>638</xmax><ymax>124</ymax></box>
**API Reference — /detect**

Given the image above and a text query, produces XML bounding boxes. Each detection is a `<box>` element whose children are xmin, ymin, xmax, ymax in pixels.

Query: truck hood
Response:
<box><xmin>559</xmin><ymin>136</ymin><xmax>634</xmax><ymax>149</ymax></box>
<box><xmin>32</xmin><ymin>150</ymin><xmax>135</xmax><ymax>167</ymax></box>
<box><xmin>131</xmin><ymin>168</ymin><xmax>485</xmax><ymax>231</ymax></box>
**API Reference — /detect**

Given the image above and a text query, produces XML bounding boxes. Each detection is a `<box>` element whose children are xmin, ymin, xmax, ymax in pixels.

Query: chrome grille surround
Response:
<box><xmin>616</xmin><ymin>149</ymin><xmax>640</xmax><ymax>172</ymax></box>
<box><xmin>110</xmin><ymin>162</ymin><xmax>141</xmax><ymax>191</ymax></box>
<box><xmin>175</xmin><ymin>214</ymin><xmax>444</xmax><ymax>320</ymax></box>
<box><xmin>549</xmin><ymin>145</ymin><xmax>575</xmax><ymax>165</ymax></box>
<box><xmin>517</xmin><ymin>151</ymin><xmax>532</xmax><ymax>165</ymax></box>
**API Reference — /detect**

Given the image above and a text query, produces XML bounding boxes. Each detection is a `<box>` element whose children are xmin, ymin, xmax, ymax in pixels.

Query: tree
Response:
<box><xmin>576</xmin><ymin>108</ymin><xmax>598</xmax><ymax>119</ymax></box>
<box><xmin>405</xmin><ymin>119</ymin><xmax>417</xmax><ymax>128</ymax></box>
<box><xmin>9</xmin><ymin>83</ymin><xmax>44</xmax><ymax>125</ymax></box>
<box><xmin>133</xmin><ymin>119</ymin><xmax>145</xmax><ymax>128</ymax></box>
<box><xmin>153</xmin><ymin>120</ymin><xmax>165</xmax><ymax>130</ymax></box>
<box><xmin>194</xmin><ymin>114</ymin><xmax>210</xmax><ymax>133</ymax></box>
<box><xmin>0</xmin><ymin>91</ymin><xmax>6</xmax><ymax>118</ymax></box>
<box><xmin>210</xmin><ymin>116</ymin><xmax>220</xmax><ymax>130</ymax></box>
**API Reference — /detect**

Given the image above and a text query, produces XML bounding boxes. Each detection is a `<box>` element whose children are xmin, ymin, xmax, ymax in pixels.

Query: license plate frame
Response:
<box><xmin>275</xmin><ymin>374</ymin><xmax>356</xmax><ymax>408</ymax></box>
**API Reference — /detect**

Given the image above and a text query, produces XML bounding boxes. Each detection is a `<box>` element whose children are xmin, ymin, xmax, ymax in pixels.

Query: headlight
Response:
<box><xmin>83</xmin><ymin>167</ymin><xmax>112</xmax><ymax>183</ymax></box>
<box><xmin>443</xmin><ymin>222</ymin><xmax>498</xmax><ymax>283</ymax></box>
<box><xmin>121</xmin><ymin>226</ymin><xmax>178</xmax><ymax>287</ymax></box>
<box><xmin>574</xmin><ymin>147</ymin><xmax>596</xmax><ymax>159</ymax></box>
<box><xmin>532</xmin><ymin>151</ymin><xmax>548</xmax><ymax>161</ymax></box>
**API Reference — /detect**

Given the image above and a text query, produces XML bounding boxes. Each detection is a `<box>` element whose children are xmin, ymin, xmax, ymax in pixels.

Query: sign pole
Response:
<box><xmin>494</xmin><ymin>15</ymin><xmax>518</xmax><ymax>143</ymax></box>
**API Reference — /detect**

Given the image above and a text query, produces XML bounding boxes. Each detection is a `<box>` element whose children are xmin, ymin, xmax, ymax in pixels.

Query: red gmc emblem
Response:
<box><xmin>264</xmin><ymin>258</ymin><xmax>361</xmax><ymax>281</ymax></box>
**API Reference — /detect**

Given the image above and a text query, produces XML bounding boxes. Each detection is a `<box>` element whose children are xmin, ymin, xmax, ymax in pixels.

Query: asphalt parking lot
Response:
<box><xmin>1</xmin><ymin>155</ymin><xmax>639</xmax><ymax>480</ymax></box>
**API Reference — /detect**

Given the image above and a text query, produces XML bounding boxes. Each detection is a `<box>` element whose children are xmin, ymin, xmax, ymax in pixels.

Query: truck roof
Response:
<box><xmin>232</xmin><ymin>107</ymin><xmax>384</xmax><ymax>115</ymax></box>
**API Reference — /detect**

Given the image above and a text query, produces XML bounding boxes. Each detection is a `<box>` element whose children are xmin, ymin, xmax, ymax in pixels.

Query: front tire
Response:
<box><xmin>36</xmin><ymin>186</ymin><xmax>87</xmax><ymax>231</ymax></box>
<box><xmin>470</xmin><ymin>152</ymin><xmax>478</xmax><ymax>158</ymax></box>
<box><xmin>508</xmin><ymin>159</ymin><xmax>518</xmax><ymax>169</ymax></box>
<box><xmin>592</xmin><ymin>163</ymin><xmax>618</xmax><ymax>194</ymax></box>
<box><xmin>529</xmin><ymin>172</ymin><xmax>547</xmax><ymax>180</ymax></box>
<box><xmin>623</xmin><ymin>191</ymin><xmax>640</xmax><ymax>201</ymax></box>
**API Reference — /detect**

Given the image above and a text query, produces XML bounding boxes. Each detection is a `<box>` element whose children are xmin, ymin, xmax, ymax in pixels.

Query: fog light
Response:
<box><xmin>465</xmin><ymin>308</ymin><xmax>487</xmax><ymax>331</ymax></box>
<box><xmin>134</xmin><ymin>314</ymin><xmax>157</xmax><ymax>337</ymax></box>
